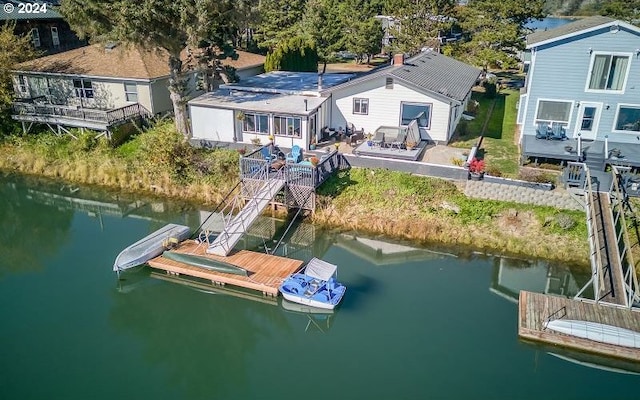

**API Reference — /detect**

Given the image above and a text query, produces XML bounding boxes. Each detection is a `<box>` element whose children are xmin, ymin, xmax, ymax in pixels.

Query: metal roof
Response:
<box><xmin>328</xmin><ymin>50</ymin><xmax>481</xmax><ymax>103</ymax></box>
<box><xmin>526</xmin><ymin>16</ymin><xmax>616</xmax><ymax>47</ymax></box>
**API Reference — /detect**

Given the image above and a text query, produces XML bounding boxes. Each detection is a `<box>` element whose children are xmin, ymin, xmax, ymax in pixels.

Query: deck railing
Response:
<box><xmin>610</xmin><ymin>166</ymin><xmax>640</xmax><ymax>308</ymax></box>
<box><xmin>13</xmin><ymin>101</ymin><xmax>150</xmax><ymax>126</ymax></box>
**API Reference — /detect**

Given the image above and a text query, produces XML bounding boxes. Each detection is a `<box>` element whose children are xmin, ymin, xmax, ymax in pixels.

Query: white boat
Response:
<box><xmin>546</xmin><ymin>319</ymin><xmax>640</xmax><ymax>349</ymax></box>
<box><xmin>113</xmin><ymin>223</ymin><xmax>191</xmax><ymax>272</ymax></box>
<box><xmin>279</xmin><ymin>258</ymin><xmax>346</xmax><ymax>310</ymax></box>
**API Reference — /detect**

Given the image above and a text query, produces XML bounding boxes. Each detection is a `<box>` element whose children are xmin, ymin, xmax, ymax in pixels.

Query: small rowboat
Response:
<box><xmin>113</xmin><ymin>224</ymin><xmax>191</xmax><ymax>272</ymax></box>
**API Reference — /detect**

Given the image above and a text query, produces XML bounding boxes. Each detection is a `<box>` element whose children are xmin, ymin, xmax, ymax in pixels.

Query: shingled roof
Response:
<box><xmin>14</xmin><ymin>44</ymin><xmax>265</xmax><ymax>80</ymax></box>
<box><xmin>526</xmin><ymin>16</ymin><xmax>616</xmax><ymax>47</ymax></box>
<box><xmin>328</xmin><ymin>51</ymin><xmax>481</xmax><ymax>103</ymax></box>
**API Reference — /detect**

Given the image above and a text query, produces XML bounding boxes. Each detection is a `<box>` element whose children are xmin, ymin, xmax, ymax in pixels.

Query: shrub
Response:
<box><xmin>556</xmin><ymin>214</ymin><xmax>576</xmax><ymax>230</ymax></box>
<box><xmin>483</xmin><ymin>80</ymin><xmax>497</xmax><ymax>98</ymax></box>
<box><xmin>518</xmin><ymin>168</ymin><xmax>556</xmax><ymax>184</ymax></box>
<box><xmin>485</xmin><ymin>165</ymin><xmax>502</xmax><ymax>177</ymax></box>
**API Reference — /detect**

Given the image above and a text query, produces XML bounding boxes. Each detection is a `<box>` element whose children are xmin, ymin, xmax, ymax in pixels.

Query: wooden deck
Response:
<box><xmin>148</xmin><ymin>240</ymin><xmax>304</xmax><ymax>296</ymax></box>
<box><xmin>518</xmin><ymin>291</ymin><xmax>640</xmax><ymax>362</ymax></box>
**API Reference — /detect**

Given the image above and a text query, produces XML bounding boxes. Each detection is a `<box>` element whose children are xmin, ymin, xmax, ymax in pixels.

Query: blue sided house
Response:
<box><xmin>518</xmin><ymin>16</ymin><xmax>640</xmax><ymax>170</ymax></box>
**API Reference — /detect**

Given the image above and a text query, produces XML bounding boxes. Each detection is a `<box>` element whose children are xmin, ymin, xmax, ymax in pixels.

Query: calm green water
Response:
<box><xmin>0</xmin><ymin>175</ymin><xmax>638</xmax><ymax>400</ymax></box>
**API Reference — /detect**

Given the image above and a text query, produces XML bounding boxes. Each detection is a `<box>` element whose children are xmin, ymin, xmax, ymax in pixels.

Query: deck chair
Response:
<box><xmin>286</xmin><ymin>145</ymin><xmax>303</xmax><ymax>163</ymax></box>
<box><xmin>535</xmin><ymin>122</ymin><xmax>551</xmax><ymax>139</ymax></box>
<box><xmin>260</xmin><ymin>146</ymin><xmax>276</xmax><ymax>161</ymax></box>
<box><xmin>371</xmin><ymin>130</ymin><xmax>384</xmax><ymax>147</ymax></box>
<box><xmin>391</xmin><ymin>131</ymin><xmax>407</xmax><ymax>150</ymax></box>
<box><xmin>549</xmin><ymin>122</ymin><xmax>567</xmax><ymax>140</ymax></box>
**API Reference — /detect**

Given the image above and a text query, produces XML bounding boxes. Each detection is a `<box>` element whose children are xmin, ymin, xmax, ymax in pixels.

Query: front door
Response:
<box><xmin>573</xmin><ymin>102</ymin><xmax>601</xmax><ymax>140</ymax></box>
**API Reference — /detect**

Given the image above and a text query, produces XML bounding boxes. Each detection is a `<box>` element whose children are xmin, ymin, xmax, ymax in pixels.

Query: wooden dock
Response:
<box><xmin>519</xmin><ymin>291</ymin><xmax>640</xmax><ymax>362</ymax></box>
<box><xmin>148</xmin><ymin>240</ymin><xmax>304</xmax><ymax>297</ymax></box>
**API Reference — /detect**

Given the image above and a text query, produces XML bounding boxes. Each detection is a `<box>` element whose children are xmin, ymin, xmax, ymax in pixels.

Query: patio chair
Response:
<box><xmin>260</xmin><ymin>146</ymin><xmax>276</xmax><ymax>161</ymax></box>
<box><xmin>286</xmin><ymin>145</ymin><xmax>303</xmax><ymax>163</ymax></box>
<box><xmin>549</xmin><ymin>122</ymin><xmax>567</xmax><ymax>140</ymax></box>
<box><xmin>391</xmin><ymin>131</ymin><xmax>407</xmax><ymax>150</ymax></box>
<box><xmin>535</xmin><ymin>122</ymin><xmax>551</xmax><ymax>139</ymax></box>
<box><xmin>349</xmin><ymin>128</ymin><xmax>364</xmax><ymax>146</ymax></box>
<box><xmin>371</xmin><ymin>130</ymin><xmax>384</xmax><ymax>147</ymax></box>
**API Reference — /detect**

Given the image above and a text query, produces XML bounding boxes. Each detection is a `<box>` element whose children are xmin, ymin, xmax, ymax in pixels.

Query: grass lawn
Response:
<box><xmin>450</xmin><ymin>88</ymin><xmax>520</xmax><ymax>178</ymax></box>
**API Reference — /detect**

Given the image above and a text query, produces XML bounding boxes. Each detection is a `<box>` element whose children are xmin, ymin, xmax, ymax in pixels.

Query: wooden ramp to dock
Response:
<box><xmin>590</xmin><ymin>191</ymin><xmax>627</xmax><ymax>305</ymax></box>
<box><xmin>519</xmin><ymin>291</ymin><xmax>640</xmax><ymax>362</ymax></box>
<box><xmin>148</xmin><ymin>240</ymin><xmax>303</xmax><ymax>297</ymax></box>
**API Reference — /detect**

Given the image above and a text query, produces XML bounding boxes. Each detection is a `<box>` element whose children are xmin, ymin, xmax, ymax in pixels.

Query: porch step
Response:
<box><xmin>584</xmin><ymin>154</ymin><xmax>605</xmax><ymax>172</ymax></box>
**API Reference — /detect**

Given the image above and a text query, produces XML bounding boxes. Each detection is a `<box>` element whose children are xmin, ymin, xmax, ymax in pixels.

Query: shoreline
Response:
<box><xmin>0</xmin><ymin>124</ymin><xmax>591</xmax><ymax>270</ymax></box>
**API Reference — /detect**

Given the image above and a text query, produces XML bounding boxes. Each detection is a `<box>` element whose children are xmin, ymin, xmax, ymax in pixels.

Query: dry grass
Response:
<box><xmin>0</xmin><ymin>124</ymin><xmax>591</xmax><ymax>268</ymax></box>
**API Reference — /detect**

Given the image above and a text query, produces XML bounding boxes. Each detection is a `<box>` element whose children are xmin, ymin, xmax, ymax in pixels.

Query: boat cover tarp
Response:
<box><xmin>305</xmin><ymin>258</ymin><xmax>337</xmax><ymax>281</ymax></box>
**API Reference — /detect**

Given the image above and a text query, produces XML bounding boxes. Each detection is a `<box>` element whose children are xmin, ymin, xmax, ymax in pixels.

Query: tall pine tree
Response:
<box><xmin>60</xmin><ymin>0</ymin><xmax>244</xmax><ymax>137</ymax></box>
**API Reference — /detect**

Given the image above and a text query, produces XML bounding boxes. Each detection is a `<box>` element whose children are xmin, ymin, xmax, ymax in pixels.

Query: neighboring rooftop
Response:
<box><xmin>221</xmin><ymin>71</ymin><xmax>357</xmax><ymax>95</ymax></box>
<box><xmin>222</xmin><ymin>50</ymin><xmax>265</xmax><ymax>71</ymax></box>
<box><xmin>328</xmin><ymin>50</ymin><xmax>481</xmax><ymax>103</ymax></box>
<box><xmin>526</xmin><ymin>16</ymin><xmax>617</xmax><ymax>47</ymax></box>
<box><xmin>14</xmin><ymin>44</ymin><xmax>266</xmax><ymax>80</ymax></box>
<box><xmin>0</xmin><ymin>1</ymin><xmax>62</xmax><ymax>21</ymax></box>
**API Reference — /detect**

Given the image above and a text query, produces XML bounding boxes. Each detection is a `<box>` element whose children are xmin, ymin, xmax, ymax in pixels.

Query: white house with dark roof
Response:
<box><xmin>189</xmin><ymin>51</ymin><xmax>481</xmax><ymax>151</ymax></box>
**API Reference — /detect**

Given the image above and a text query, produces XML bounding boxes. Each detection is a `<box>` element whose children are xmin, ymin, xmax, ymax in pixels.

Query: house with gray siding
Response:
<box><xmin>519</xmin><ymin>16</ymin><xmax>640</xmax><ymax>170</ymax></box>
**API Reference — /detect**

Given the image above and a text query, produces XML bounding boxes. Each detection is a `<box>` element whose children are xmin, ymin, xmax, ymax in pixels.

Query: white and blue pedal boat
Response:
<box><xmin>279</xmin><ymin>258</ymin><xmax>346</xmax><ymax>310</ymax></box>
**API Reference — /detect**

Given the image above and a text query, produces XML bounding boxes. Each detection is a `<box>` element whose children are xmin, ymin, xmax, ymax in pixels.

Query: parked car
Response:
<box><xmin>334</xmin><ymin>51</ymin><xmax>357</xmax><ymax>60</ymax></box>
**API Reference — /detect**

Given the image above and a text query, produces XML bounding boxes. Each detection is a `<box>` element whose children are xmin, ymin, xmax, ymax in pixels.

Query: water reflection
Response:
<box><xmin>490</xmin><ymin>257</ymin><xmax>587</xmax><ymax>303</ymax></box>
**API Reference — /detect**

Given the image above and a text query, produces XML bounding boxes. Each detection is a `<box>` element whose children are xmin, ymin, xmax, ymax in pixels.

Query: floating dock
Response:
<box><xmin>148</xmin><ymin>240</ymin><xmax>304</xmax><ymax>297</ymax></box>
<box><xmin>519</xmin><ymin>291</ymin><xmax>640</xmax><ymax>362</ymax></box>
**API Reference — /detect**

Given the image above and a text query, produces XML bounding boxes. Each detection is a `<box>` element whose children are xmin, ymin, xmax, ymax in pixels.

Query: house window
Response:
<box><xmin>124</xmin><ymin>82</ymin><xmax>138</xmax><ymax>102</ymax></box>
<box><xmin>587</xmin><ymin>53</ymin><xmax>630</xmax><ymax>92</ymax></box>
<box><xmin>242</xmin><ymin>112</ymin><xmax>269</xmax><ymax>134</ymax></box>
<box><xmin>17</xmin><ymin>75</ymin><xmax>28</xmax><ymax>94</ymax></box>
<box><xmin>73</xmin><ymin>79</ymin><xmax>94</xmax><ymax>98</ymax></box>
<box><xmin>535</xmin><ymin>99</ymin><xmax>572</xmax><ymax>124</ymax></box>
<box><xmin>400</xmin><ymin>102</ymin><xmax>431</xmax><ymax>128</ymax></box>
<box><xmin>385</xmin><ymin>77</ymin><xmax>393</xmax><ymax>89</ymax></box>
<box><xmin>31</xmin><ymin>28</ymin><xmax>40</xmax><ymax>47</ymax></box>
<box><xmin>613</xmin><ymin>105</ymin><xmax>640</xmax><ymax>133</ymax></box>
<box><xmin>274</xmin><ymin>115</ymin><xmax>301</xmax><ymax>137</ymax></box>
<box><xmin>353</xmin><ymin>98</ymin><xmax>369</xmax><ymax>115</ymax></box>
<box><xmin>51</xmin><ymin>27</ymin><xmax>60</xmax><ymax>47</ymax></box>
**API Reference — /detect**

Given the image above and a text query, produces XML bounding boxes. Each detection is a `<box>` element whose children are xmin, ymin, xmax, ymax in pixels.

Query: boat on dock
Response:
<box><xmin>161</xmin><ymin>251</ymin><xmax>249</xmax><ymax>276</ymax></box>
<box><xmin>546</xmin><ymin>319</ymin><xmax>640</xmax><ymax>349</ymax></box>
<box><xmin>113</xmin><ymin>223</ymin><xmax>191</xmax><ymax>272</ymax></box>
<box><xmin>279</xmin><ymin>258</ymin><xmax>346</xmax><ymax>310</ymax></box>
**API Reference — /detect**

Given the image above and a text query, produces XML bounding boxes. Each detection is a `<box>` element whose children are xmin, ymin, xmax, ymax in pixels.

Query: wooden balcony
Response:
<box><xmin>12</xmin><ymin>99</ymin><xmax>151</xmax><ymax>132</ymax></box>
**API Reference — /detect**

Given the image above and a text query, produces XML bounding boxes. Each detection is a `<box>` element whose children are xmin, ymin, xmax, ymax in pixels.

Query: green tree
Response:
<box><xmin>0</xmin><ymin>22</ymin><xmax>38</xmax><ymax>136</ymax></box>
<box><xmin>385</xmin><ymin>0</ymin><xmax>457</xmax><ymax>53</ymax></box>
<box><xmin>342</xmin><ymin>0</ymin><xmax>384</xmax><ymax>63</ymax></box>
<box><xmin>59</xmin><ymin>0</ymin><xmax>244</xmax><ymax>138</ymax></box>
<box><xmin>456</xmin><ymin>0</ymin><xmax>544</xmax><ymax>70</ymax></box>
<box><xmin>255</xmin><ymin>0</ymin><xmax>307</xmax><ymax>50</ymax></box>
<box><xmin>301</xmin><ymin>0</ymin><xmax>345</xmax><ymax>73</ymax></box>
<box><xmin>264</xmin><ymin>36</ymin><xmax>318</xmax><ymax>72</ymax></box>
<box><xmin>600</xmin><ymin>0</ymin><xmax>640</xmax><ymax>23</ymax></box>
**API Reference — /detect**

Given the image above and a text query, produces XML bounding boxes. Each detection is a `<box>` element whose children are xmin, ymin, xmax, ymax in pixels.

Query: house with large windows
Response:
<box><xmin>189</xmin><ymin>50</ymin><xmax>480</xmax><ymax>155</ymax></box>
<box><xmin>518</xmin><ymin>16</ymin><xmax>640</xmax><ymax>170</ymax></box>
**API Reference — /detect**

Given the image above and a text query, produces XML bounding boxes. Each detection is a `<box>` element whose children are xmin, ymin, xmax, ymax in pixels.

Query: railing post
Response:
<box><xmin>604</xmin><ymin>135</ymin><xmax>609</xmax><ymax>158</ymax></box>
<box><xmin>577</xmin><ymin>133</ymin><xmax>582</xmax><ymax>159</ymax></box>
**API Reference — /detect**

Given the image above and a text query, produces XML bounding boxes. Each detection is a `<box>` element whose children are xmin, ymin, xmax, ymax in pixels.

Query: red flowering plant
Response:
<box><xmin>469</xmin><ymin>157</ymin><xmax>485</xmax><ymax>175</ymax></box>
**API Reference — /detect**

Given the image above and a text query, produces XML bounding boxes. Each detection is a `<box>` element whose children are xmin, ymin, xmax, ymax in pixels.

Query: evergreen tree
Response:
<box><xmin>264</xmin><ymin>36</ymin><xmax>318</xmax><ymax>72</ymax></box>
<box><xmin>301</xmin><ymin>0</ymin><xmax>345</xmax><ymax>72</ymax></box>
<box><xmin>342</xmin><ymin>0</ymin><xmax>384</xmax><ymax>63</ymax></box>
<box><xmin>385</xmin><ymin>0</ymin><xmax>457</xmax><ymax>53</ymax></box>
<box><xmin>255</xmin><ymin>0</ymin><xmax>307</xmax><ymax>50</ymax></box>
<box><xmin>600</xmin><ymin>0</ymin><xmax>640</xmax><ymax>24</ymax></box>
<box><xmin>0</xmin><ymin>23</ymin><xmax>38</xmax><ymax>136</ymax></box>
<box><xmin>456</xmin><ymin>0</ymin><xmax>544</xmax><ymax>70</ymax></box>
<box><xmin>59</xmin><ymin>0</ymin><xmax>245</xmax><ymax>137</ymax></box>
